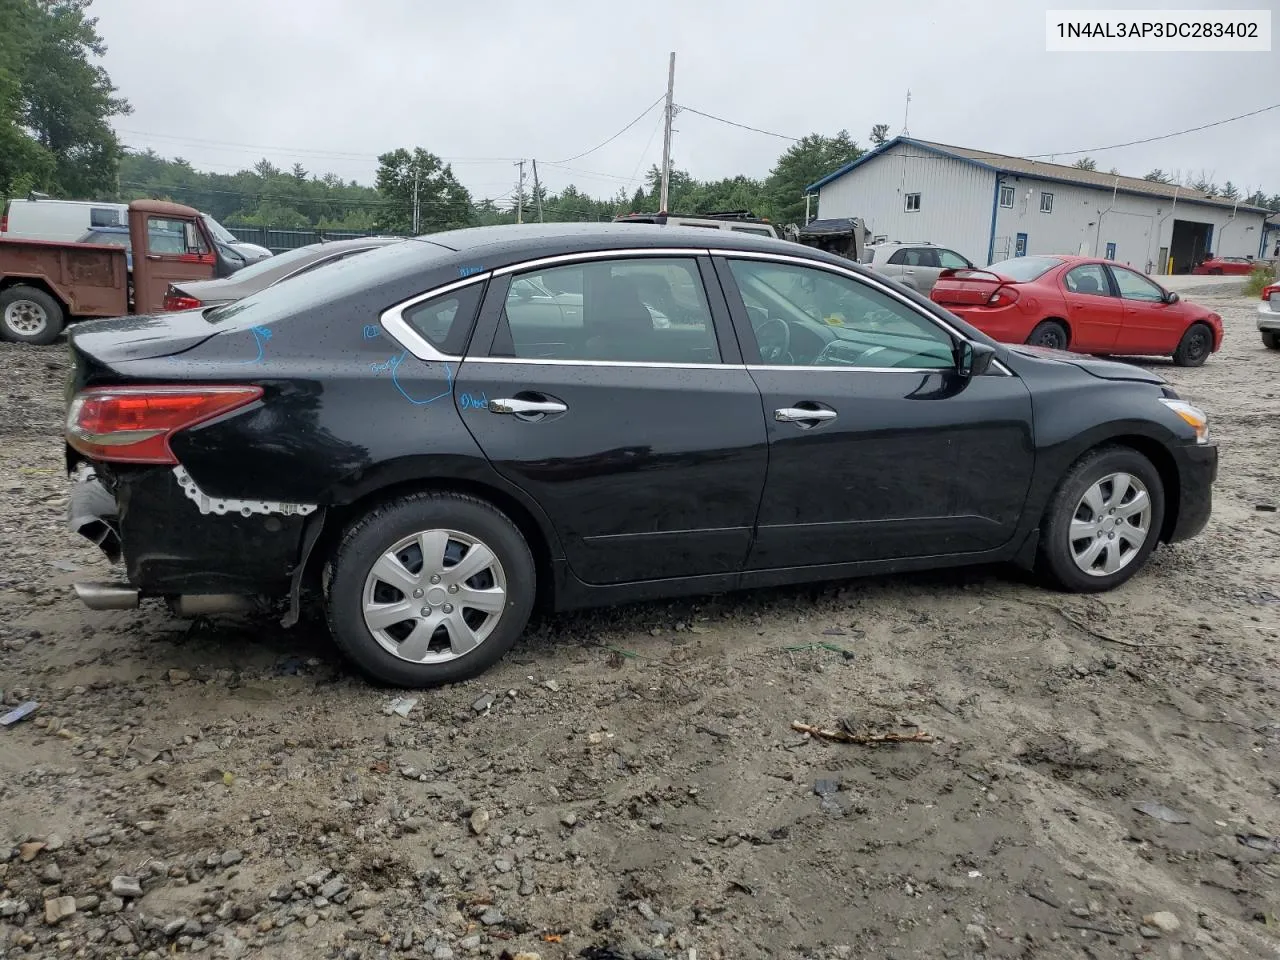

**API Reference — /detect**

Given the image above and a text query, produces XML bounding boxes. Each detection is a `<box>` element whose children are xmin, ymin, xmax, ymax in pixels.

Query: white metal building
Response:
<box><xmin>806</xmin><ymin>137</ymin><xmax>1275</xmax><ymax>273</ymax></box>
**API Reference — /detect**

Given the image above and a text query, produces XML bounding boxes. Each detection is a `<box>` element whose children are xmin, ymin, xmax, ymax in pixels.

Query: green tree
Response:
<box><xmin>1143</xmin><ymin>169</ymin><xmax>1173</xmax><ymax>183</ymax></box>
<box><xmin>1221</xmin><ymin>180</ymin><xmax>1239</xmax><ymax>200</ymax></box>
<box><xmin>1072</xmin><ymin>157</ymin><xmax>1097</xmax><ymax>171</ymax></box>
<box><xmin>20</xmin><ymin>0</ymin><xmax>130</xmax><ymax>197</ymax></box>
<box><xmin>375</xmin><ymin>147</ymin><xmax>473</xmax><ymax>234</ymax></box>
<box><xmin>869</xmin><ymin>123</ymin><xmax>890</xmax><ymax>146</ymax></box>
<box><xmin>765</xmin><ymin>131</ymin><xmax>864</xmax><ymax>224</ymax></box>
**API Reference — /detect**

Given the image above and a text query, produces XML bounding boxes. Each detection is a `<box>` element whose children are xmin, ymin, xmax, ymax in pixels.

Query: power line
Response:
<box><xmin>1025</xmin><ymin>102</ymin><xmax>1280</xmax><ymax>158</ymax></box>
<box><xmin>117</xmin><ymin>128</ymin><xmax>519</xmax><ymax>164</ymax></box>
<box><xmin>629</xmin><ymin>107</ymin><xmax>667</xmax><ymax>185</ymax></box>
<box><xmin>674</xmin><ymin>104</ymin><xmax>799</xmax><ymax>142</ymax></box>
<box><xmin>549</xmin><ymin>93</ymin><xmax>666</xmax><ymax>164</ymax></box>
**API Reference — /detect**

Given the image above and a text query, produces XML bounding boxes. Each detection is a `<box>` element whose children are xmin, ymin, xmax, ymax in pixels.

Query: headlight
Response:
<box><xmin>1159</xmin><ymin>398</ymin><xmax>1209</xmax><ymax>444</ymax></box>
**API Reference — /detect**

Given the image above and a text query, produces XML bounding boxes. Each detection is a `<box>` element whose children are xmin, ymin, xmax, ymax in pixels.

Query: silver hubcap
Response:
<box><xmin>4</xmin><ymin>300</ymin><xmax>48</xmax><ymax>335</ymax></box>
<box><xmin>1069</xmin><ymin>472</ymin><xmax>1151</xmax><ymax>577</ymax></box>
<box><xmin>362</xmin><ymin>528</ymin><xmax>507</xmax><ymax>663</ymax></box>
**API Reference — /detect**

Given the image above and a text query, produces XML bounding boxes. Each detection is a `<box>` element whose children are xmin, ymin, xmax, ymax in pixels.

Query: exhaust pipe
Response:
<box><xmin>73</xmin><ymin>581</ymin><xmax>139</xmax><ymax>610</ymax></box>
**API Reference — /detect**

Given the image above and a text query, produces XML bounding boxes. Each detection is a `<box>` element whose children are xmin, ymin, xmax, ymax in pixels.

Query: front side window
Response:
<box><xmin>498</xmin><ymin>257</ymin><xmax>719</xmax><ymax>364</ymax></box>
<box><xmin>727</xmin><ymin>259</ymin><xmax>955</xmax><ymax>369</ymax></box>
<box><xmin>147</xmin><ymin>217</ymin><xmax>208</xmax><ymax>256</ymax></box>
<box><xmin>937</xmin><ymin>249</ymin><xmax>970</xmax><ymax>269</ymax></box>
<box><xmin>904</xmin><ymin>193</ymin><xmax>921</xmax><ymax>212</ymax></box>
<box><xmin>1064</xmin><ymin>263</ymin><xmax>1111</xmax><ymax>296</ymax></box>
<box><xmin>1109</xmin><ymin>266</ymin><xmax>1165</xmax><ymax>303</ymax></box>
<box><xmin>999</xmin><ymin>185</ymin><xmax>1015</xmax><ymax>208</ymax></box>
<box><xmin>1040</xmin><ymin>192</ymin><xmax>1054</xmax><ymax>214</ymax></box>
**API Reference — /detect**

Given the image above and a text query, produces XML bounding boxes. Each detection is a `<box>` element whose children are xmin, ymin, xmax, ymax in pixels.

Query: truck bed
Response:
<box><xmin>0</xmin><ymin>237</ymin><xmax>129</xmax><ymax>318</ymax></box>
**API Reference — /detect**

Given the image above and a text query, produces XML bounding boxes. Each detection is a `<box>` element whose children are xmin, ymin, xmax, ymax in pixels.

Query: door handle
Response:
<box><xmin>145</xmin><ymin>254</ymin><xmax>162</xmax><ymax>261</ymax></box>
<box><xmin>489</xmin><ymin>397</ymin><xmax>567</xmax><ymax>417</ymax></box>
<box><xmin>775</xmin><ymin>406</ymin><xmax>837</xmax><ymax>425</ymax></box>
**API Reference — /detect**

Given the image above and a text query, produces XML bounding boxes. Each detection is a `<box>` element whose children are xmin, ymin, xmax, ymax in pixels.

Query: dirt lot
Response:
<box><xmin>1</xmin><ymin>294</ymin><xmax>1278</xmax><ymax>960</ymax></box>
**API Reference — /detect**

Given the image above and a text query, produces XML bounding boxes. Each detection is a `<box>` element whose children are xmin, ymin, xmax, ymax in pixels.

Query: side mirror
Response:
<box><xmin>1164</xmin><ymin>291</ymin><xmax>1180</xmax><ymax>304</ymax></box>
<box><xmin>957</xmin><ymin>340</ymin><xmax>997</xmax><ymax>378</ymax></box>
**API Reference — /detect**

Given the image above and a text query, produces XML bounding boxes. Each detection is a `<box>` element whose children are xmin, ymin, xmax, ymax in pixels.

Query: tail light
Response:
<box><xmin>987</xmin><ymin>285</ymin><xmax>1020</xmax><ymax>307</ymax></box>
<box><xmin>67</xmin><ymin>386</ymin><xmax>262</xmax><ymax>464</ymax></box>
<box><xmin>162</xmin><ymin>288</ymin><xmax>203</xmax><ymax>311</ymax></box>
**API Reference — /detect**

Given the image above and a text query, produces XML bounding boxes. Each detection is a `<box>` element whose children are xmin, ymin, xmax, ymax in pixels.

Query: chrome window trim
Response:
<box><xmin>378</xmin><ymin>243</ymin><xmax>1016</xmax><ymax>377</ymax></box>
<box><xmin>270</xmin><ymin>246</ymin><xmax>378</xmax><ymax>289</ymax></box>
<box><xmin>379</xmin><ymin>272</ymin><xmax>493</xmax><ymax>361</ymax></box>
<box><xmin>491</xmin><ymin>247</ymin><xmax>710</xmax><ymax>277</ymax></box>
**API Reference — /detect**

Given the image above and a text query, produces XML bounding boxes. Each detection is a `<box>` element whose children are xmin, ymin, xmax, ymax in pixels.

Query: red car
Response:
<box><xmin>1192</xmin><ymin>256</ymin><xmax>1258</xmax><ymax>276</ymax></box>
<box><xmin>930</xmin><ymin>256</ymin><xmax>1223</xmax><ymax>367</ymax></box>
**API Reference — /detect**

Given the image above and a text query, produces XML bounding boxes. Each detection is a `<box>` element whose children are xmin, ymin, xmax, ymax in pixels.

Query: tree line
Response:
<box><xmin>3</xmin><ymin>1</ymin><xmax>1277</xmax><ymax>238</ymax></box>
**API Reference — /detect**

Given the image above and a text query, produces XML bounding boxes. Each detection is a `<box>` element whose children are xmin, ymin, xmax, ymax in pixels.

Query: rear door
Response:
<box><xmin>453</xmin><ymin>251</ymin><xmax>769</xmax><ymax>585</ymax></box>
<box><xmin>1107</xmin><ymin>264</ymin><xmax>1182</xmax><ymax>353</ymax></box>
<box><xmin>1060</xmin><ymin>262</ymin><xmax>1122</xmax><ymax>351</ymax></box>
<box><xmin>716</xmin><ymin>253</ymin><xmax>1034</xmax><ymax>568</ymax></box>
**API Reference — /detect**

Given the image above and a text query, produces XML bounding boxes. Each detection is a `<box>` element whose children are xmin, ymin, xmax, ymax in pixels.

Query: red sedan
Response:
<box><xmin>930</xmin><ymin>256</ymin><xmax>1223</xmax><ymax>367</ymax></box>
<box><xmin>1192</xmin><ymin>256</ymin><xmax>1258</xmax><ymax>276</ymax></box>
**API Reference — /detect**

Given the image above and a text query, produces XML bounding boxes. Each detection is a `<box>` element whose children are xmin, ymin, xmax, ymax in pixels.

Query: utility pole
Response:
<box><xmin>531</xmin><ymin>159</ymin><xmax>544</xmax><ymax>222</ymax></box>
<box><xmin>659</xmin><ymin>51</ymin><xmax>676</xmax><ymax>214</ymax></box>
<box><xmin>515</xmin><ymin>159</ymin><xmax>525</xmax><ymax>224</ymax></box>
<box><xmin>411</xmin><ymin>161</ymin><xmax>420</xmax><ymax>235</ymax></box>
<box><xmin>804</xmin><ymin>193</ymin><xmax>811</xmax><ymax>225</ymax></box>
<box><xmin>902</xmin><ymin>89</ymin><xmax>911</xmax><ymax>136</ymax></box>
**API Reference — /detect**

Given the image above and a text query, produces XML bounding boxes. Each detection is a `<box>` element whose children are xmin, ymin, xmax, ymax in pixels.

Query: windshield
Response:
<box><xmin>201</xmin><ymin>214</ymin><xmax>238</xmax><ymax>244</ymax></box>
<box><xmin>988</xmin><ymin>256</ymin><xmax>1062</xmax><ymax>282</ymax></box>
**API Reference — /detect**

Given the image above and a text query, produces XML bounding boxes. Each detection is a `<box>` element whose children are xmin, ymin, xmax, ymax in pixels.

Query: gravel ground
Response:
<box><xmin>1</xmin><ymin>295</ymin><xmax>1277</xmax><ymax>960</ymax></box>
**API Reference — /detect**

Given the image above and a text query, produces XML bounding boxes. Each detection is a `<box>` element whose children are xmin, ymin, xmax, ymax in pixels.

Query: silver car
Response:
<box><xmin>859</xmin><ymin>241</ymin><xmax>974</xmax><ymax>295</ymax></box>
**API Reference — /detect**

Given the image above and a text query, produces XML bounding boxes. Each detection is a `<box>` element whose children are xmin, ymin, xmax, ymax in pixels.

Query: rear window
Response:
<box><xmin>204</xmin><ymin>239</ymin><xmax>452</xmax><ymax>328</ymax></box>
<box><xmin>988</xmin><ymin>256</ymin><xmax>1062</xmax><ymax>282</ymax></box>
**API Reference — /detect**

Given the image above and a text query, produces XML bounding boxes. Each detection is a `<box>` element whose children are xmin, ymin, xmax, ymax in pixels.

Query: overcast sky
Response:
<box><xmin>94</xmin><ymin>0</ymin><xmax>1278</xmax><ymax>204</ymax></box>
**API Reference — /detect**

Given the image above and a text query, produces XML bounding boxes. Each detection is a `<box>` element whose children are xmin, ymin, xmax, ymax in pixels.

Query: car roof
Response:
<box><xmin>412</xmin><ymin>222</ymin><xmax>805</xmax><ymax>258</ymax></box>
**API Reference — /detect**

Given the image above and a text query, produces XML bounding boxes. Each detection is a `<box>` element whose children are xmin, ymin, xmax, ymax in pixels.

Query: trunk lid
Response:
<box><xmin>930</xmin><ymin>268</ymin><xmax>1013</xmax><ymax>307</ymax></box>
<box><xmin>67</xmin><ymin>309</ymin><xmax>221</xmax><ymax>365</ymax></box>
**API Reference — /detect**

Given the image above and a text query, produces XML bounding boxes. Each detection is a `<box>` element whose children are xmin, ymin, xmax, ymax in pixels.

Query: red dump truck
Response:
<box><xmin>0</xmin><ymin>199</ymin><xmax>228</xmax><ymax>345</ymax></box>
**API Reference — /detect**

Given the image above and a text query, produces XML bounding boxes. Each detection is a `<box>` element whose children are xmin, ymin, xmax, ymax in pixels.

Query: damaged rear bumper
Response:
<box><xmin>66</xmin><ymin>464</ymin><xmax>312</xmax><ymax>605</ymax></box>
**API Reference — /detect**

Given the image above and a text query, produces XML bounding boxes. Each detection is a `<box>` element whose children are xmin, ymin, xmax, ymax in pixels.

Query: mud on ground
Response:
<box><xmin>1</xmin><ymin>296</ymin><xmax>1277</xmax><ymax>960</ymax></box>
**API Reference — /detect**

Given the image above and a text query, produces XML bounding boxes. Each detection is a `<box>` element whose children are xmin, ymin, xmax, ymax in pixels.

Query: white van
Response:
<box><xmin>1</xmin><ymin>198</ymin><xmax>272</xmax><ymax>263</ymax></box>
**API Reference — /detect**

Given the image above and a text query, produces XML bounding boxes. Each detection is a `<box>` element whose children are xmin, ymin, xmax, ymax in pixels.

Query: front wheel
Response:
<box><xmin>1037</xmin><ymin>446</ymin><xmax>1165</xmax><ymax>593</ymax></box>
<box><xmin>325</xmin><ymin>492</ymin><xmax>535</xmax><ymax>687</ymax></box>
<box><xmin>1173</xmin><ymin>322</ymin><xmax>1213</xmax><ymax>367</ymax></box>
<box><xmin>0</xmin><ymin>285</ymin><xmax>65</xmax><ymax>345</ymax></box>
<box><xmin>1262</xmin><ymin>330</ymin><xmax>1280</xmax><ymax>350</ymax></box>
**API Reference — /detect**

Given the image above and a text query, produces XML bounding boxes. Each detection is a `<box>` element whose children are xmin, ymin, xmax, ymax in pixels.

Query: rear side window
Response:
<box><xmin>1064</xmin><ymin>263</ymin><xmax>1111</xmax><ymax>295</ymax></box>
<box><xmin>402</xmin><ymin>283</ymin><xmax>485</xmax><ymax>356</ymax></box>
<box><xmin>989</xmin><ymin>256</ymin><xmax>1062</xmax><ymax>281</ymax></box>
<box><xmin>859</xmin><ymin>246</ymin><xmax>876</xmax><ymax>264</ymax></box>
<box><xmin>90</xmin><ymin>207</ymin><xmax>121</xmax><ymax>227</ymax></box>
<box><xmin>496</xmin><ymin>257</ymin><xmax>719</xmax><ymax>364</ymax></box>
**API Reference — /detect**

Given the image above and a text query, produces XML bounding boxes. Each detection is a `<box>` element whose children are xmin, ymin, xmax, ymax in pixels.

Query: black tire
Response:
<box><xmin>1173</xmin><ymin>322</ymin><xmax>1213</xmax><ymax>367</ymax></box>
<box><xmin>0</xmin><ymin>285</ymin><xmax>65</xmax><ymax>345</ymax></box>
<box><xmin>1037</xmin><ymin>446</ymin><xmax>1165</xmax><ymax>594</ymax></box>
<box><xmin>1027</xmin><ymin>319</ymin><xmax>1068</xmax><ymax>351</ymax></box>
<box><xmin>1262</xmin><ymin>330</ymin><xmax>1280</xmax><ymax>351</ymax></box>
<box><xmin>325</xmin><ymin>491</ymin><xmax>535</xmax><ymax>687</ymax></box>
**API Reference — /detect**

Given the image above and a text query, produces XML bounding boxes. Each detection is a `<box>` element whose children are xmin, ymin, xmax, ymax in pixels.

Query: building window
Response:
<box><xmin>999</xmin><ymin>185</ymin><xmax>1014</xmax><ymax>208</ymax></box>
<box><xmin>904</xmin><ymin>193</ymin><xmax>921</xmax><ymax>213</ymax></box>
<box><xmin>1040</xmin><ymin>192</ymin><xmax>1054</xmax><ymax>214</ymax></box>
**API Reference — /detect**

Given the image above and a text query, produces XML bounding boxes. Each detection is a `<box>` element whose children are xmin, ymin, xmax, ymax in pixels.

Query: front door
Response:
<box><xmin>1015</xmin><ymin>233</ymin><xmax>1028</xmax><ymax>257</ymax></box>
<box><xmin>1107</xmin><ymin>264</ymin><xmax>1182</xmax><ymax>354</ymax></box>
<box><xmin>128</xmin><ymin>209</ymin><xmax>216</xmax><ymax>313</ymax></box>
<box><xmin>715</xmin><ymin>255</ymin><xmax>1035</xmax><ymax>568</ymax></box>
<box><xmin>455</xmin><ymin>253</ymin><xmax>768</xmax><ymax>585</ymax></box>
<box><xmin>1060</xmin><ymin>261</ymin><xmax>1122</xmax><ymax>352</ymax></box>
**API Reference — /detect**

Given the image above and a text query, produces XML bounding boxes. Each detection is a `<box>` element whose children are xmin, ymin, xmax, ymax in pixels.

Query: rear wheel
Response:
<box><xmin>1261</xmin><ymin>330</ymin><xmax>1280</xmax><ymax>350</ymax></box>
<box><xmin>0</xmin><ymin>285</ymin><xmax>64</xmax><ymax>345</ymax></box>
<box><xmin>1038</xmin><ymin>446</ymin><xmax>1165</xmax><ymax>593</ymax></box>
<box><xmin>325</xmin><ymin>492</ymin><xmax>535</xmax><ymax>687</ymax></box>
<box><xmin>1027</xmin><ymin>320</ymin><xmax>1068</xmax><ymax>351</ymax></box>
<box><xmin>1173</xmin><ymin>322</ymin><xmax>1212</xmax><ymax>367</ymax></box>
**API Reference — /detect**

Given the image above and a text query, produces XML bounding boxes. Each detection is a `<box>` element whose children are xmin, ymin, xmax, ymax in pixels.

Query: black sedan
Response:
<box><xmin>63</xmin><ymin>224</ymin><xmax>1217</xmax><ymax>687</ymax></box>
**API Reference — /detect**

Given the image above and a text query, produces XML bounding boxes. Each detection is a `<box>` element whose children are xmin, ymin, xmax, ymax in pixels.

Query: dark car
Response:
<box><xmin>63</xmin><ymin>224</ymin><xmax>1217</xmax><ymax>687</ymax></box>
<box><xmin>161</xmin><ymin>235</ymin><xmax>406</xmax><ymax>310</ymax></box>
